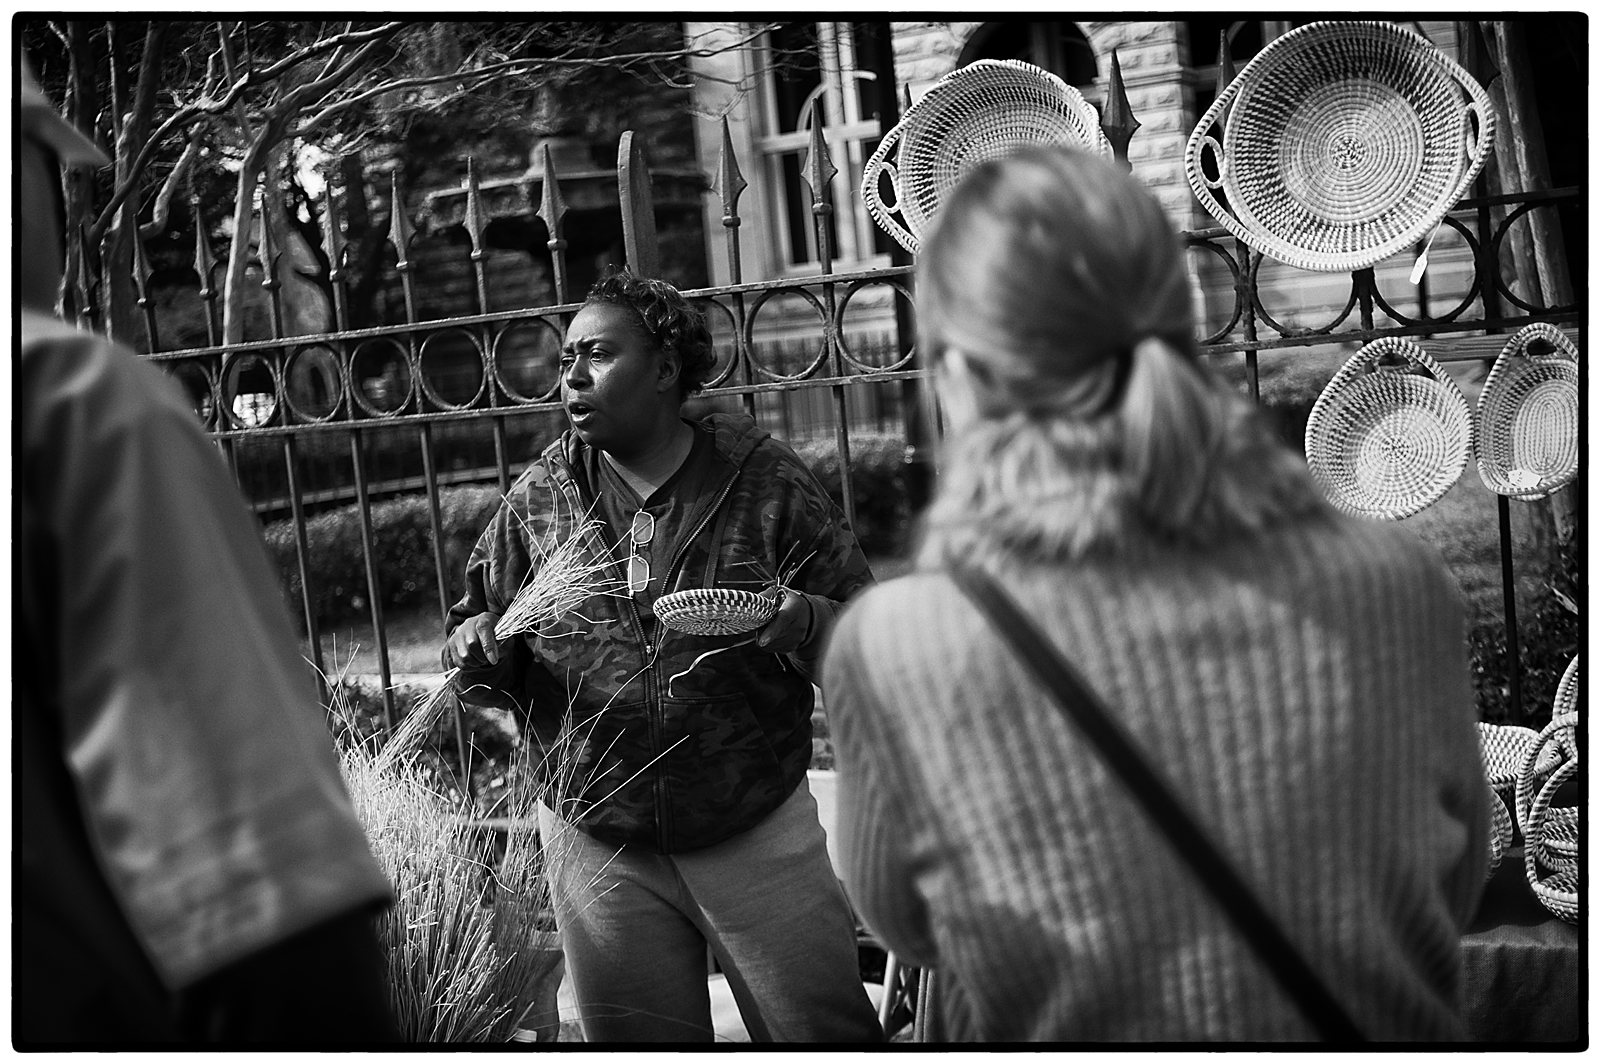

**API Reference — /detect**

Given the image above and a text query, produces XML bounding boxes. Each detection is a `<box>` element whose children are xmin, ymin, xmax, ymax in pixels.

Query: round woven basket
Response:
<box><xmin>1185</xmin><ymin>21</ymin><xmax>1494</xmax><ymax>272</ymax></box>
<box><xmin>1553</xmin><ymin>653</ymin><xmax>1581</xmax><ymax>718</ymax></box>
<box><xmin>861</xmin><ymin>59</ymin><xmax>1111</xmax><ymax>255</ymax></box>
<box><xmin>1515</xmin><ymin>710</ymin><xmax>1580</xmax><ymax>922</ymax></box>
<box><xmin>1484</xmin><ymin>785</ymin><xmax>1513</xmax><ymax>883</ymax></box>
<box><xmin>654</xmin><ymin>588</ymin><xmax>780</xmax><ymax>637</ymax></box>
<box><xmin>1477</xmin><ymin>323</ymin><xmax>1580</xmax><ymax>498</ymax></box>
<box><xmin>1477</xmin><ymin>721</ymin><xmax>1539</xmax><ymax>795</ymax></box>
<box><xmin>1304</xmin><ymin>338</ymin><xmax>1472</xmax><ymax>520</ymax></box>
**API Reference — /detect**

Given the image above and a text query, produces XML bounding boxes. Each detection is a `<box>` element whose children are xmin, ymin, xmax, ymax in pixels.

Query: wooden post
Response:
<box><xmin>617</xmin><ymin>131</ymin><xmax>661</xmax><ymax>278</ymax></box>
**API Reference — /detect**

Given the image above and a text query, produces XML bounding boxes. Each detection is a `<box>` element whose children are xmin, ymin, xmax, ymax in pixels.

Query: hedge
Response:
<box><xmin>261</xmin><ymin>433</ymin><xmax>916</xmax><ymax>626</ymax></box>
<box><xmin>263</xmin><ymin>485</ymin><xmax>503</xmax><ymax>626</ymax></box>
<box><xmin>794</xmin><ymin>432</ymin><xmax>913</xmax><ymax>558</ymax></box>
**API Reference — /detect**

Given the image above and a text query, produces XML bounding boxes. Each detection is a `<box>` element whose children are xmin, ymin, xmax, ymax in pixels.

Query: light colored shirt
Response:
<box><xmin>18</xmin><ymin>310</ymin><xmax>391</xmax><ymax>989</ymax></box>
<box><xmin>825</xmin><ymin>514</ymin><xmax>1487</xmax><ymax>1040</ymax></box>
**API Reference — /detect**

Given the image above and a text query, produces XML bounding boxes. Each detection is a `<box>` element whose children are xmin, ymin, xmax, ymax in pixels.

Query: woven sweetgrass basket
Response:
<box><xmin>861</xmin><ymin>59</ymin><xmax>1111</xmax><ymax>255</ymax></box>
<box><xmin>1518</xmin><ymin>712</ymin><xmax>1581</xmax><ymax>923</ymax></box>
<box><xmin>1515</xmin><ymin>708</ymin><xmax>1580</xmax><ymax>923</ymax></box>
<box><xmin>1185</xmin><ymin>21</ymin><xmax>1494</xmax><ymax>272</ymax></box>
<box><xmin>1477</xmin><ymin>722</ymin><xmax>1539</xmax><ymax>795</ymax></box>
<box><xmin>1304</xmin><ymin>338</ymin><xmax>1472</xmax><ymax>520</ymax></box>
<box><xmin>1484</xmin><ymin>786</ymin><xmax>1513</xmax><ymax>884</ymax></box>
<box><xmin>1553</xmin><ymin>653</ymin><xmax>1581</xmax><ymax>719</ymax></box>
<box><xmin>1477</xmin><ymin>323</ymin><xmax>1579</xmax><ymax>498</ymax></box>
<box><xmin>654</xmin><ymin>588</ymin><xmax>780</xmax><ymax>637</ymax></box>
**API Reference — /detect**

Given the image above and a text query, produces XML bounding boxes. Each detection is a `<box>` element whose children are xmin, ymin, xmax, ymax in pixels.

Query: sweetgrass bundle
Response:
<box><xmin>339</xmin><ymin>695</ymin><xmax>561</xmax><ymax>1043</ymax></box>
<box><xmin>495</xmin><ymin>514</ymin><xmax>627</xmax><ymax>642</ymax></box>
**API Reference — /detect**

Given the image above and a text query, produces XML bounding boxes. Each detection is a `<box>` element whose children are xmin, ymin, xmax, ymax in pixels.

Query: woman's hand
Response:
<box><xmin>446</xmin><ymin>611</ymin><xmax>507</xmax><ymax>669</ymax></box>
<box><xmin>755</xmin><ymin>590</ymin><xmax>815</xmax><ymax>654</ymax></box>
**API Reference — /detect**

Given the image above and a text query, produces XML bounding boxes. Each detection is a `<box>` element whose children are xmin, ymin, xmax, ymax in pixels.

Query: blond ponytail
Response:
<box><xmin>1119</xmin><ymin>336</ymin><xmax>1227</xmax><ymax>534</ymax></box>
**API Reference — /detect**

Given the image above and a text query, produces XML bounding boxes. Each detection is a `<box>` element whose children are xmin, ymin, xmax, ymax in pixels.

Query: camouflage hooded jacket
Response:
<box><xmin>446</xmin><ymin>413</ymin><xmax>872</xmax><ymax>853</ymax></box>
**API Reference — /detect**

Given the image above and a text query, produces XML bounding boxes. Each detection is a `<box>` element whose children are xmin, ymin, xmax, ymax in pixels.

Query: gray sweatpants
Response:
<box><xmin>537</xmin><ymin>779</ymin><xmax>883</xmax><ymax>1043</ymax></box>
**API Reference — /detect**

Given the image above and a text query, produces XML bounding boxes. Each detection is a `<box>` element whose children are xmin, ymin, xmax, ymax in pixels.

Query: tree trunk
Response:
<box><xmin>222</xmin><ymin>139</ymin><xmax>269</xmax><ymax>345</ymax></box>
<box><xmin>61</xmin><ymin>20</ymin><xmax>100</xmax><ymax>322</ymax></box>
<box><xmin>262</xmin><ymin>146</ymin><xmax>334</xmax><ymax>337</ymax></box>
<box><xmin>98</xmin><ymin>22</ymin><xmax>171</xmax><ymax>350</ymax></box>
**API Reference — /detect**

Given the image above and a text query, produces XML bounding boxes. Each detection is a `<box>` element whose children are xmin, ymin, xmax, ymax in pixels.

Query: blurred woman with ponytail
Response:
<box><xmin>823</xmin><ymin>147</ymin><xmax>1486</xmax><ymax>1041</ymax></box>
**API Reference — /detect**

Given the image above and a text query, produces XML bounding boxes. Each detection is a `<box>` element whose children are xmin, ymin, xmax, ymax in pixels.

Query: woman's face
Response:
<box><xmin>559</xmin><ymin>302</ymin><xmax>679</xmax><ymax>456</ymax></box>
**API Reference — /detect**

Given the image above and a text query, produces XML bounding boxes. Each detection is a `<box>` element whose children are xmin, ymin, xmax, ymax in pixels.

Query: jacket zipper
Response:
<box><xmin>647</xmin><ymin>470</ymin><xmax>742</xmax><ymax>853</ymax></box>
<box><xmin>554</xmin><ymin>451</ymin><xmax>745</xmax><ymax>855</ymax></box>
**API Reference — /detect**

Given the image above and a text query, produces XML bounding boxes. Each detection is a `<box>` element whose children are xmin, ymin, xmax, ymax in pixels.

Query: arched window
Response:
<box><xmin>753</xmin><ymin>21</ymin><xmax>898</xmax><ymax>270</ymax></box>
<box><xmin>957</xmin><ymin>22</ymin><xmax>1097</xmax><ymax>86</ymax></box>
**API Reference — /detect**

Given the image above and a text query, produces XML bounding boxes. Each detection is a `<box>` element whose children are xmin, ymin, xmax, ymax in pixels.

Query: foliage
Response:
<box><xmin>263</xmin><ymin>484</ymin><xmax>502</xmax><ymax>625</ymax></box>
<box><xmin>1470</xmin><ymin>526</ymin><xmax>1582</xmax><ymax>728</ymax></box>
<box><xmin>19</xmin><ymin>19</ymin><xmax>782</xmax><ymax>342</ymax></box>
<box><xmin>334</xmin><ymin>676</ymin><xmax>560</xmax><ymax>1043</ymax></box>
<box><xmin>796</xmin><ymin>432</ymin><xmax>914</xmax><ymax>557</ymax></box>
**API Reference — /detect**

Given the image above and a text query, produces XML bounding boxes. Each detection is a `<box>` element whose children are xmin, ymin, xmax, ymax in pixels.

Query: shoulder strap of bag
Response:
<box><xmin>947</xmin><ymin>563</ymin><xmax>1365</xmax><ymax>1043</ymax></box>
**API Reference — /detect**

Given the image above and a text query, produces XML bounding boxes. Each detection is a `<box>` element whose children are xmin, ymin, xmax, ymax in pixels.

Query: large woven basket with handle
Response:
<box><xmin>1304</xmin><ymin>337</ymin><xmax>1472</xmax><ymax>520</ymax></box>
<box><xmin>655</xmin><ymin>588</ymin><xmax>780</xmax><ymax>637</ymax></box>
<box><xmin>1477</xmin><ymin>322</ymin><xmax>1580</xmax><ymax>498</ymax></box>
<box><xmin>1517</xmin><ymin>710</ymin><xmax>1580</xmax><ymax>923</ymax></box>
<box><xmin>1185</xmin><ymin>21</ymin><xmax>1494</xmax><ymax>272</ymax></box>
<box><xmin>861</xmin><ymin>59</ymin><xmax>1110</xmax><ymax>256</ymax></box>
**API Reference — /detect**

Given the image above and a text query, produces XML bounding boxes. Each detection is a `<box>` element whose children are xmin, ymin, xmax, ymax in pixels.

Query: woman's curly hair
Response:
<box><xmin>585</xmin><ymin>270</ymin><xmax>717</xmax><ymax>396</ymax></box>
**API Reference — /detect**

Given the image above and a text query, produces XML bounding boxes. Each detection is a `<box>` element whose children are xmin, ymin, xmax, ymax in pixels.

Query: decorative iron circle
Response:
<box><xmin>221</xmin><ymin>352</ymin><xmax>280</xmax><ymax>429</ymax></box>
<box><xmin>695</xmin><ymin>297</ymin><xmax>743</xmax><ymax>389</ymax></box>
<box><xmin>419</xmin><ymin>327</ymin><xmax>488</xmax><ymax>411</ymax></box>
<box><xmin>165</xmin><ymin>359</ymin><xmax>218</xmax><ymax>429</ymax></box>
<box><xmin>350</xmin><ymin>338</ymin><xmax>415</xmax><ymax>417</ymax></box>
<box><xmin>836</xmin><ymin>280</ymin><xmax>917</xmax><ymax>373</ymax></box>
<box><xmin>744</xmin><ymin>288</ymin><xmax>830</xmax><ymax>382</ymax></box>
<box><xmin>492</xmin><ymin>318</ymin><xmax>564</xmax><ymax>404</ymax></box>
<box><xmin>283</xmin><ymin>344</ymin><xmax>345</xmax><ymax>423</ymax></box>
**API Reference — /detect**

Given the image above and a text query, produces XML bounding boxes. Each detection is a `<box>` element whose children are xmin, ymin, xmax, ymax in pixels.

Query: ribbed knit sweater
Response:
<box><xmin>823</xmin><ymin>514</ymin><xmax>1487</xmax><ymax>1041</ymax></box>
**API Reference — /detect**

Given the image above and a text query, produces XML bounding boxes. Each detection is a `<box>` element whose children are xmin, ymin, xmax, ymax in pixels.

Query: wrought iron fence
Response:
<box><xmin>111</xmin><ymin>47</ymin><xmax>1578</xmax><ymax>748</ymax></box>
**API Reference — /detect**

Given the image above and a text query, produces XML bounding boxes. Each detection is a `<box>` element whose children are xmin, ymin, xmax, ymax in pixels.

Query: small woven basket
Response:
<box><xmin>861</xmin><ymin>59</ymin><xmax>1111</xmax><ymax>255</ymax></box>
<box><xmin>1477</xmin><ymin>323</ymin><xmax>1580</xmax><ymax>498</ymax></box>
<box><xmin>1304</xmin><ymin>338</ymin><xmax>1472</xmax><ymax>520</ymax></box>
<box><xmin>1477</xmin><ymin>722</ymin><xmax>1540</xmax><ymax>795</ymax></box>
<box><xmin>1185</xmin><ymin>21</ymin><xmax>1494</xmax><ymax>272</ymax></box>
<box><xmin>1516</xmin><ymin>710</ymin><xmax>1580</xmax><ymax>922</ymax></box>
<box><xmin>654</xmin><ymin>588</ymin><xmax>780</xmax><ymax>637</ymax></box>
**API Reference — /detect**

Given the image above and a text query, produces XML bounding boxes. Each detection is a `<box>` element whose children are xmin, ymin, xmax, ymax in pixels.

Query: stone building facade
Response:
<box><xmin>686</xmin><ymin>19</ymin><xmax>1481</xmax><ymax>345</ymax></box>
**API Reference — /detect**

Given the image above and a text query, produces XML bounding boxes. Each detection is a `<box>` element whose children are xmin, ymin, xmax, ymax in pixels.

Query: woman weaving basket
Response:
<box><xmin>822</xmin><ymin>148</ymin><xmax>1490</xmax><ymax>1041</ymax></box>
<box><xmin>444</xmin><ymin>271</ymin><xmax>880</xmax><ymax>1043</ymax></box>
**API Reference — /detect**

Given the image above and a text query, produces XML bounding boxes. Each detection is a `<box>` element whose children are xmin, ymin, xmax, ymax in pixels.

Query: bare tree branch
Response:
<box><xmin>139</xmin><ymin>131</ymin><xmax>202</xmax><ymax>239</ymax></box>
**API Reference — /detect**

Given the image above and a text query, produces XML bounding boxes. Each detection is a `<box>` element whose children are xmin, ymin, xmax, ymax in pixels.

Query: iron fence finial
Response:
<box><xmin>463</xmin><ymin>156</ymin><xmax>487</xmax><ymax>262</ymax></box>
<box><xmin>803</xmin><ymin>115</ymin><xmax>836</xmax><ymax>212</ymax></box>
<box><xmin>714</xmin><ymin>116</ymin><xmax>747</xmax><ymax>224</ymax></box>
<box><xmin>1102</xmin><ymin>49</ymin><xmax>1141</xmax><ymax>171</ymax></box>
<box><xmin>389</xmin><ymin>170</ymin><xmax>414</xmax><ymax>271</ymax></box>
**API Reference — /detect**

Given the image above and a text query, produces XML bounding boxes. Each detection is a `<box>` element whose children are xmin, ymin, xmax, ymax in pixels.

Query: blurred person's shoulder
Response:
<box><xmin>20</xmin><ymin>310</ymin><xmax>200</xmax><ymax>431</ymax></box>
<box><xmin>833</xmin><ymin>568</ymin><xmax>980</xmax><ymax>650</ymax></box>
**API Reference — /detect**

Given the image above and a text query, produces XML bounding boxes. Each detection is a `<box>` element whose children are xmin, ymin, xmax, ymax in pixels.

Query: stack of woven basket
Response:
<box><xmin>1476</xmin><ymin>654</ymin><xmax>1580</xmax><ymax>923</ymax></box>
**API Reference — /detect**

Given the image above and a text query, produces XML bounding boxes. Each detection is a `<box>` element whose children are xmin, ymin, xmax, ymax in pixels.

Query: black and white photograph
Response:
<box><xmin>13</xmin><ymin>14</ymin><xmax>1584</xmax><ymax>1047</ymax></box>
